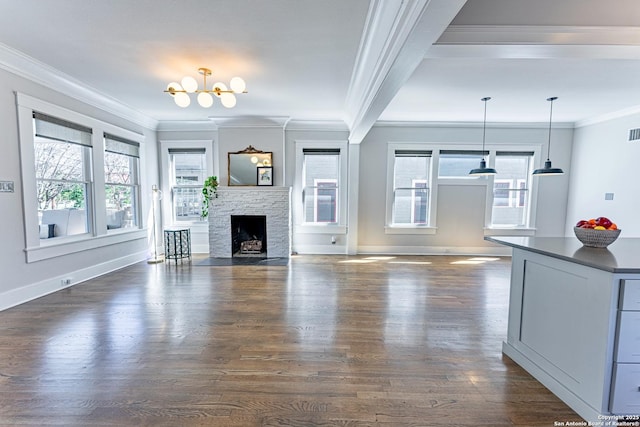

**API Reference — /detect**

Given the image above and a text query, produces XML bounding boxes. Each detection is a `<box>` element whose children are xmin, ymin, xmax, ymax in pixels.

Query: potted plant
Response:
<box><xmin>201</xmin><ymin>176</ymin><xmax>218</xmax><ymax>219</ymax></box>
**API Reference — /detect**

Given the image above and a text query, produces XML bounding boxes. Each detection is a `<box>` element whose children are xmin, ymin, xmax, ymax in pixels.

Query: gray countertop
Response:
<box><xmin>485</xmin><ymin>236</ymin><xmax>640</xmax><ymax>274</ymax></box>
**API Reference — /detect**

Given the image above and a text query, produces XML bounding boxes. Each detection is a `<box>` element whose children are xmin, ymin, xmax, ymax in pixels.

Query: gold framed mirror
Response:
<box><xmin>228</xmin><ymin>146</ymin><xmax>272</xmax><ymax>186</ymax></box>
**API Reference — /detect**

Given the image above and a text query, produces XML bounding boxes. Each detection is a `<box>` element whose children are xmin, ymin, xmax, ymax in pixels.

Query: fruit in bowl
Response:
<box><xmin>575</xmin><ymin>216</ymin><xmax>617</xmax><ymax>230</ymax></box>
<box><xmin>574</xmin><ymin>217</ymin><xmax>621</xmax><ymax>248</ymax></box>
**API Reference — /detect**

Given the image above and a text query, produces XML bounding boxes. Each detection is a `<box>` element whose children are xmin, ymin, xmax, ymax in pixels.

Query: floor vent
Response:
<box><xmin>629</xmin><ymin>128</ymin><xmax>640</xmax><ymax>142</ymax></box>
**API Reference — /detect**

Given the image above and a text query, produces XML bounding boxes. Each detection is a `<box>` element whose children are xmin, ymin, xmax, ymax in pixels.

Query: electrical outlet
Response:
<box><xmin>61</xmin><ymin>278</ymin><xmax>72</xmax><ymax>286</ymax></box>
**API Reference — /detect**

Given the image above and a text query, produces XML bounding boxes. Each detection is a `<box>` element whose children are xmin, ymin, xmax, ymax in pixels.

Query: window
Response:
<box><xmin>294</xmin><ymin>141</ymin><xmax>348</xmax><ymax>235</ymax></box>
<box><xmin>384</xmin><ymin>143</ymin><xmax>542</xmax><ymax>235</ymax></box>
<box><xmin>438</xmin><ymin>150</ymin><xmax>485</xmax><ymax>178</ymax></box>
<box><xmin>391</xmin><ymin>150</ymin><xmax>431</xmax><ymax>225</ymax></box>
<box><xmin>34</xmin><ymin>112</ymin><xmax>92</xmax><ymax>237</ymax></box>
<box><xmin>314</xmin><ymin>179</ymin><xmax>337</xmax><ymax>222</ymax></box>
<box><xmin>493</xmin><ymin>179</ymin><xmax>512</xmax><ymax>207</ymax></box>
<box><xmin>104</xmin><ymin>134</ymin><xmax>140</xmax><ymax>230</ymax></box>
<box><xmin>18</xmin><ymin>93</ymin><xmax>147</xmax><ymax>263</ymax></box>
<box><xmin>490</xmin><ymin>152</ymin><xmax>533</xmax><ymax>227</ymax></box>
<box><xmin>516</xmin><ymin>179</ymin><xmax>527</xmax><ymax>207</ymax></box>
<box><xmin>302</xmin><ymin>148</ymin><xmax>340</xmax><ymax>224</ymax></box>
<box><xmin>169</xmin><ymin>148</ymin><xmax>207</xmax><ymax>222</ymax></box>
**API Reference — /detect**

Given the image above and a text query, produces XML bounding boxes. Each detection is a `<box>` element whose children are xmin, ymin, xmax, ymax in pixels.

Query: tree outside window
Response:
<box><xmin>104</xmin><ymin>134</ymin><xmax>140</xmax><ymax>230</ymax></box>
<box><xmin>33</xmin><ymin>112</ymin><xmax>92</xmax><ymax>236</ymax></box>
<box><xmin>35</xmin><ymin>139</ymin><xmax>88</xmax><ymax>211</ymax></box>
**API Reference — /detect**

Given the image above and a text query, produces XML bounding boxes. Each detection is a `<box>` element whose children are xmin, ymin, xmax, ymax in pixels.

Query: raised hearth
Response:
<box><xmin>208</xmin><ymin>187</ymin><xmax>291</xmax><ymax>258</ymax></box>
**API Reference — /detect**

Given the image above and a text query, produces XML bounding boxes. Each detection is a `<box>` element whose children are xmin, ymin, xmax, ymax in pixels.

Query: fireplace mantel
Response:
<box><xmin>208</xmin><ymin>187</ymin><xmax>291</xmax><ymax>258</ymax></box>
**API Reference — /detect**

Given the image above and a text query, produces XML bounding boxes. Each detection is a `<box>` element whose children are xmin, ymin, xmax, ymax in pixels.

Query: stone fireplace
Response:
<box><xmin>208</xmin><ymin>187</ymin><xmax>291</xmax><ymax>258</ymax></box>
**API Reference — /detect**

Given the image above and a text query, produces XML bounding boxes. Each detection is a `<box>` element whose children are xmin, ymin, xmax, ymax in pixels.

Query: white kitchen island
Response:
<box><xmin>486</xmin><ymin>236</ymin><xmax>640</xmax><ymax>423</ymax></box>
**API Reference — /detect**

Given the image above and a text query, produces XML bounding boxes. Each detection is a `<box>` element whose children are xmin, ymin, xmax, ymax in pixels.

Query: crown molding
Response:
<box><xmin>575</xmin><ymin>104</ymin><xmax>640</xmax><ymax>128</ymax></box>
<box><xmin>208</xmin><ymin>116</ymin><xmax>291</xmax><ymax>129</ymax></box>
<box><xmin>156</xmin><ymin>120</ymin><xmax>219</xmax><ymax>132</ymax></box>
<box><xmin>0</xmin><ymin>42</ymin><xmax>158</xmax><ymax>130</ymax></box>
<box><xmin>285</xmin><ymin>120</ymin><xmax>349</xmax><ymax>132</ymax></box>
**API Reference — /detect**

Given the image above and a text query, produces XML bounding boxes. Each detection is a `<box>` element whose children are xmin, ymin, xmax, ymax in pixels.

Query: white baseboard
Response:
<box><xmin>356</xmin><ymin>245</ymin><xmax>512</xmax><ymax>256</ymax></box>
<box><xmin>191</xmin><ymin>243</ymin><xmax>209</xmax><ymax>254</ymax></box>
<box><xmin>0</xmin><ymin>250</ymin><xmax>148</xmax><ymax>312</ymax></box>
<box><xmin>292</xmin><ymin>244</ymin><xmax>348</xmax><ymax>255</ymax></box>
<box><xmin>292</xmin><ymin>244</ymin><xmax>512</xmax><ymax>256</ymax></box>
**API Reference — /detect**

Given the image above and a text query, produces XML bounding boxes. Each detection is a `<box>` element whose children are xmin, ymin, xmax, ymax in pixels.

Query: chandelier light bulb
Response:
<box><xmin>197</xmin><ymin>92</ymin><xmax>214</xmax><ymax>108</ymax></box>
<box><xmin>174</xmin><ymin>92</ymin><xmax>191</xmax><ymax>107</ymax></box>
<box><xmin>230</xmin><ymin>77</ymin><xmax>246</xmax><ymax>93</ymax></box>
<box><xmin>181</xmin><ymin>76</ymin><xmax>198</xmax><ymax>93</ymax></box>
<box><xmin>221</xmin><ymin>93</ymin><xmax>237</xmax><ymax>108</ymax></box>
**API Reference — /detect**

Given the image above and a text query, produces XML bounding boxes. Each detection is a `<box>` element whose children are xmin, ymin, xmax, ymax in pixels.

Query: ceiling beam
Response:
<box><xmin>344</xmin><ymin>0</ymin><xmax>467</xmax><ymax>144</ymax></box>
<box><xmin>430</xmin><ymin>24</ymin><xmax>640</xmax><ymax>59</ymax></box>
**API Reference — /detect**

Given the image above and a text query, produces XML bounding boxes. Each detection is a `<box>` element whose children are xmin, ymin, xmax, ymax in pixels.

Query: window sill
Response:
<box><xmin>294</xmin><ymin>224</ymin><xmax>347</xmax><ymax>235</ymax></box>
<box><xmin>107</xmin><ymin>225</ymin><xmax>142</xmax><ymax>234</ymax></box>
<box><xmin>27</xmin><ymin>229</ymin><xmax>147</xmax><ymax>263</ymax></box>
<box><xmin>385</xmin><ymin>225</ymin><xmax>437</xmax><ymax>235</ymax></box>
<box><xmin>484</xmin><ymin>227</ymin><xmax>536</xmax><ymax>237</ymax></box>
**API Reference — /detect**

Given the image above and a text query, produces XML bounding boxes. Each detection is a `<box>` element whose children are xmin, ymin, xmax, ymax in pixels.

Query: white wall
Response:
<box><xmin>357</xmin><ymin>123</ymin><xmax>574</xmax><ymax>254</ymax></box>
<box><xmin>566</xmin><ymin>114</ymin><xmax>640</xmax><ymax>236</ymax></box>
<box><xmin>0</xmin><ymin>68</ymin><xmax>157</xmax><ymax>311</ymax></box>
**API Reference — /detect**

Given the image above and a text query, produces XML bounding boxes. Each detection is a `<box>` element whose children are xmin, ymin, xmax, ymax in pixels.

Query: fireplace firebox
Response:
<box><xmin>231</xmin><ymin>215</ymin><xmax>267</xmax><ymax>257</ymax></box>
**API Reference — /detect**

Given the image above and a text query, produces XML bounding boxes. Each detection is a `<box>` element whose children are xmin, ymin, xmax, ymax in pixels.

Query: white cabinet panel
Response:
<box><xmin>610</xmin><ymin>363</ymin><xmax>640</xmax><ymax>414</ymax></box>
<box><xmin>617</xmin><ymin>312</ymin><xmax>640</xmax><ymax>363</ymax></box>
<box><xmin>621</xmin><ymin>280</ymin><xmax>640</xmax><ymax>311</ymax></box>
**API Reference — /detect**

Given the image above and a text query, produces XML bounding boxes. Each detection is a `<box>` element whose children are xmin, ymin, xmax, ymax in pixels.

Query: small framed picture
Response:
<box><xmin>257</xmin><ymin>166</ymin><xmax>273</xmax><ymax>186</ymax></box>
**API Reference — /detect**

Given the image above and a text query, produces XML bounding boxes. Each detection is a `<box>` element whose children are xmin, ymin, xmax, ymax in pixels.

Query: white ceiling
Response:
<box><xmin>0</xmin><ymin>0</ymin><xmax>639</xmax><ymax>134</ymax></box>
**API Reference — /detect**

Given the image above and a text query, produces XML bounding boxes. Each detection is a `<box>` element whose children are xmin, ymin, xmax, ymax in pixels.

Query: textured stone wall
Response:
<box><xmin>208</xmin><ymin>187</ymin><xmax>291</xmax><ymax>258</ymax></box>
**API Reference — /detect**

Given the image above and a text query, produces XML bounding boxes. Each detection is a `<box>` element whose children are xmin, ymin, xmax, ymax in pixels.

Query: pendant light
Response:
<box><xmin>165</xmin><ymin>67</ymin><xmax>247</xmax><ymax>109</ymax></box>
<box><xmin>469</xmin><ymin>97</ymin><xmax>497</xmax><ymax>176</ymax></box>
<box><xmin>533</xmin><ymin>96</ymin><xmax>564</xmax><ymax>176</ymax></box>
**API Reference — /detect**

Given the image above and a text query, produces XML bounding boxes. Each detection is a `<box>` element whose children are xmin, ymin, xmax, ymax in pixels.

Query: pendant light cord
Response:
<box><xmin>481</xmin><ymin>97</ymin><xmax>490</xmax><ymax>160</ymax></box>
<box><xmin>546</xmin><ymin>97</ymin><xmax>557</xmax><ymax>161</ymax></box>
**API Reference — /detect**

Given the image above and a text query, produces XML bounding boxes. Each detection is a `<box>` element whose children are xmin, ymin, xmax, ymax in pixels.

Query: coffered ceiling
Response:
<box><xmin>0</xmin><ymin>0</ymin><xmax>639</xmax><ymax>138</ymax></box>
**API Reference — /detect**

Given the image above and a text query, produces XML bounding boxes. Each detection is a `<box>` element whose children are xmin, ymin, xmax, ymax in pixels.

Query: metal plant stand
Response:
<box><xmin>164</xmin><ymin>228</ymin><xmax>191</xmax><ymax>264</ymax></box>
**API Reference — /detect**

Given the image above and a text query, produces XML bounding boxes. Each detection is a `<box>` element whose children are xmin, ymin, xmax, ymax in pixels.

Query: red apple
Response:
<box><xmin>595</xmin><ymin>217</ymin><xmax>613</xmax><ymax>229</ymax></box>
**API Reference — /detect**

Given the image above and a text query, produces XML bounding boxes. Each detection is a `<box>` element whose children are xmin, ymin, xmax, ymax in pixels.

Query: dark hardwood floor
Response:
<box><xmin>0</xmin><ymin>255</ymin><xmax>581</xmax><ymax>426</ymax></box>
